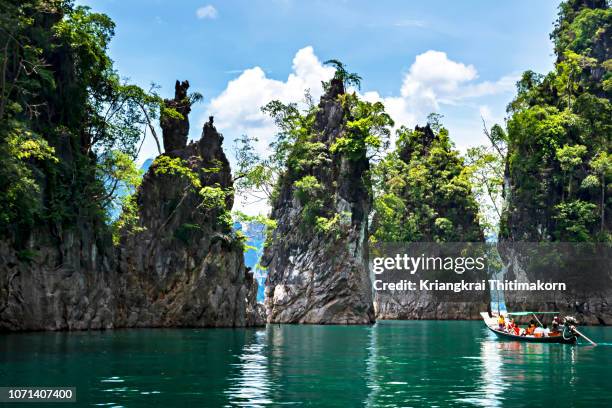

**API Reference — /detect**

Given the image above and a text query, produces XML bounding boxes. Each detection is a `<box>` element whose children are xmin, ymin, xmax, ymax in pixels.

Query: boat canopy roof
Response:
<box><xmin>507</xmin><ymin>312</ymin><xmax>559</xmax><ymax>316</ymax></box>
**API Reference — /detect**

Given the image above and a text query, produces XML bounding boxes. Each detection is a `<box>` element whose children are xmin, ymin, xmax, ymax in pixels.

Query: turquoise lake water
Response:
<box><xmin>1</xmin><ymin>321</ymin><xmax>611</xmax><ymax>407</ymax></box>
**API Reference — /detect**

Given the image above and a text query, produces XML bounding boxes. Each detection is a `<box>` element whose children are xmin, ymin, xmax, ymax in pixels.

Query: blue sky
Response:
<box><xmin>80</xmin><ymin>0</ymin><xmax>562</xmax><ymax>213</ymax></box>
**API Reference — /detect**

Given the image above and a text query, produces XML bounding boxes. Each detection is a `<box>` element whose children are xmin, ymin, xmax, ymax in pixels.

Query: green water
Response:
<box><xmin>1</xmin><ymin>321</ymin><xmax>611</xmax><ymax>407</ymax></box>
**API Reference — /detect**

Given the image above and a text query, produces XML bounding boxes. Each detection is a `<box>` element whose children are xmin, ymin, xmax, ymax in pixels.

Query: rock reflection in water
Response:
<box><xmin>225</xmin><ymin>330</ymin><xmax>272</xmax><ymax>407</ymax></box>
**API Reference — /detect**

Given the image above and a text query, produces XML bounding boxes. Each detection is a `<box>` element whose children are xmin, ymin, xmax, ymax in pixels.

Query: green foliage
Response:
<box><xmin>553</xmin><ymin>3</ymin><xmax>611</xmax><ymax>60</ymax></box>
<box><xmin>553</xmin><ymin>200</ymin><xmax>598</xmax><ymax>241</ymax></box>
<box><xmin>293</xmin><ymin>175</ymin><xmax>322</xmax><ymax>202</ymax></box>
<box><xmin>111</xmin><ymin>193</ymin><xmax>143</xmax><ymax>245</ymax></box>
<box><xmin>98</xmin><ymin>150</ymin><xmax>143</xmax><ymax>220</ymax></box>
<box><xmin>465</xmin><ymin>140</ymin><xmax>504</xmax><ymax>237</ymax></box>
<box><xmin>314</xmin><ymin>212</ymin><xmax>350</xmax><ymax>238</ymax></box>
<box><xmin>153</xmin><ymin>156</ymin><xmax>201</xmax><ymax>188</ymax></box>
<box><xmin>235</xmin><ymin>82</ymin><xmax>393</xmax><ymax>229</ymax></box>
<box><xmin>232</xmin><ymin>95</ymin><xmax>321</xmax><ymax>207</ymax></box>
<box><xmin>331</xmin><ymin>93</ymin><xmax>393</xmax><ymax>160</ymax></box>
<box><xmin>0</xmin><ymin>120</ymin><xmax>58</xmax><ymax>233</ymax></box>
<box><xmin>371</xmin><ymin>120</ymin><xmax>483</xmax><ymax>243</ymax></box>
<box><xmin>556</xmin><ymin>144</ymin><xmax>587</xmax><ymax>171</ymax></box>
<box><xmin>152</xmin><ymin>155</ymin><xmax>231</xmax><ymax>230</ymax></box>
<box><xmin>554</xmin><ymin>51</ymin><xmax>597</xmax><ymax>108</ymax></box>
<box><xmin>293</xmin><ymin>175</ymin><xmax>324</xmax><ymax>226</ymax></box>
<box><xmin>198</xmin><ymin>185</ymin><xmax>228</xmax><ymax>210</ymax></box>
<box><xmin>324</xmin><ymin>59</ymin><xmax>362</xmax><ymax>89</ymax></box>
<box><xmin>501</xmin><ymin>0</ymin><xmax>611</xmax><ymax>242</ymax></box>
<box><xmin>0</xmin><ymin>1</ymin><xmax>166</xmax><ymax>242</ymax></box>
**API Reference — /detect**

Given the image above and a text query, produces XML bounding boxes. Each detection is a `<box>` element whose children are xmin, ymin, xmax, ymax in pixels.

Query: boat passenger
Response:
<box><xmin>552</xmin><ymin>316</ymin><xmax>560</xmax><ymax>332</ymax></box>
<box><xmin>534</xmin><ymin>324</ymin><xmax>550</xmax><ymax>337</ymax></box>
<box><xmin>525</xmin><ymin>323</ymin><xmax>536</xmax><ymax>336</ymax></box>
<box><xmin>507</xmin><ymin>319</ymin><xmax>519</xmax><ymax>335</ymax></box>
<box><xmin>498</xmin><ymin>315</ymin><xmax>505</xmax><ymax>330</ymax></box>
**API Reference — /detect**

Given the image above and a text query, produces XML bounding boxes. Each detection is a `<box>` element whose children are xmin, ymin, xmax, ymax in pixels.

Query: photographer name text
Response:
<box><xmin>373</xmin><ymin>279</ymin><xmax>567</xmax><ymax>292</ymax></box>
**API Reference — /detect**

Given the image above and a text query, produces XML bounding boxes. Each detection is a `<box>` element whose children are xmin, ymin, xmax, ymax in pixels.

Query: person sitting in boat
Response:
<box><xmin>551</xmin><ymin>316</ymin><xmax>560</xmax><ymax>332</ymax></box>
<box><xmin>512</xmin><ymin>321</ymin><xmax>520</xmax><ymax>336</ymax></box>
<box><xmin>498</xmin><ymin>314</ymin><xmax>505</xmax><ymax>330</ymax></box>
<box><xmin>534</xmin><ymin>324</ymin><xmax>550</xmax><ymax>337</ymax></box>
<box><xmin>525</xmin><ymin>321</ymin><xmax>537</xmax><ymax>336</ymax></box>
<box><xmin>507</xmin><ymin>319</ymin><xmax>520</xmax><ymax>335</ymax></box>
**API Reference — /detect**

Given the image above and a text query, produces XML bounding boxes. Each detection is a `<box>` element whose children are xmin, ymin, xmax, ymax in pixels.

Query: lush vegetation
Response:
<box><xmin>0</xmin><ymin>0</ymin><xmax>173</xmax><ymax>245</ymax></box>
<box><xmin>2</xmin><ymin>0</ymin><xmax>609</xmax><ymax>254</ymax></box>
<box><xmin>370</xmin><ymin>114</ymin><xmax>484</xmax><ymax>242</ymax></box>
<box><xmin>235</xmin><ymin>63</ymin><xmax>393</xmax><ymax>235</ymax></box>
<box><xmin>499</xmin><ymin>0</ymin><xmax>611</xmax><ymax>242</ymax></box>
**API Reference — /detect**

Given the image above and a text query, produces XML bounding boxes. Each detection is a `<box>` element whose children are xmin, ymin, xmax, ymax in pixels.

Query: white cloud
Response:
<box><xmin>360</xmin><ymin>50</ymin><xmax>516</xmax><ymax>134</ymax></box>
<box><xmin>207</xmin><ymin>46</ymin><xmax>333</xmax><ymax>152</ymax></box>
<box><xmin>205</xmin><ymin>46</ymin><xmax>334</xmax><ymax>215</ymax></box>
<box><xmin>196</xmin><ymin>5</ymin><xmax>218</xmax><ymax>20</ymax></box>
<box><xmin>397</xmin><ymin>50</ymin><xmax>513</xmax><ymax>112</ymax></box>
<box><xmin>204</xmin><ymin>47</ymin><xmax>516</xmax><ymax>215</ymax></box>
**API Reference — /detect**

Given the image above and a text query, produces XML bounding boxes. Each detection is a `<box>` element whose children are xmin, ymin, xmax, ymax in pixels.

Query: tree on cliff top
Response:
<box><xmin>233</xmin><ymin>63</ymin><xmax>392</xmax><ymax>228</ymax></box>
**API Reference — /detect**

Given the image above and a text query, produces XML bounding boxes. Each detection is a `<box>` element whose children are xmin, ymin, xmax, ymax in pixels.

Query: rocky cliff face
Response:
<box><xmin>160</xmin><ymin>80</ymin><xmax>192</xmax><ymax>153</ymax></box>
<box><xmin>261</xmin><ymin>78</ymin><xmax>375</xmax><ymax>324</ymax></box>
<box><xmin>116</xmin><ymin>111</ymin><xmax>264</xmax><ymax>327</ymax></box>
<box><xmin>0</xmin><ymin>223</ymin><xmax>117</xmax><ymax>331</ymax></box>
<box><xmin>500</xmin><ymin>0</ymin><xmax>611</xmax><ymax>325</ymax></box>
<box><xmin>499</xmin><ymin>243</ymin><xmax>611</xmax><ymax>325</ymax></box>
<box><xmin>0</xmin><ymin>82</ymin><xmax>264</xmax><ymax>331</ymax></box>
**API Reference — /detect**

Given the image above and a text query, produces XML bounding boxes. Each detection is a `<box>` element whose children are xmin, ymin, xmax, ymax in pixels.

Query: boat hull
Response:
<box><xmin>487</xmin><ymin>326</ymin><xmax>576</xmax><ymax>344</ymax></box>
<box><xmin>480</xmin><ymin>312</ymin><xmax>576</xmax><ymax>344</ymax></box>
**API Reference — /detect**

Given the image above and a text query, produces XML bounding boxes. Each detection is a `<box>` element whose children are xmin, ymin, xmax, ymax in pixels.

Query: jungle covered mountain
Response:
<box><xmin>499</xmin><ymin>0</ymin><xmax>611</xmax><ymax>325</ymax></box>
<box><xmin>369</xmin><ymin>117</ymin><xmax>487</xmax><ymax>320</ymax></box>
<box><xmin>501</xmin><ymin>0</ymin><xmax>611</xmax><ymax>242</ymax></box>
<box><xmin>258</xmin><ymin>72</ymin><xmax>390</xmax><ymax>324</ymax></box>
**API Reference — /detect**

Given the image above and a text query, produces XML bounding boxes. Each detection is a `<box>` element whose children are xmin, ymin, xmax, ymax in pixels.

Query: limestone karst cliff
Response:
<box><xmin>0</xmin><ymin>76</ymin><xmax>264</xmax><ymax>330</ymax></box>
<box><xmin>370</xmin><ymin>124</ymin><xmax>489</xmax><ymax>320</ymax></box>
<box><xmin>116</xmin><ymin>81</ymin><xmax>264</xmax><ymax>327</ymax></box>
<box><xmin>160</xmin><ymin>80</ymin><xmax>192</xmax><ymax>153</ymax></box>
<box><xmin>261</xmin><ymin>78</ymin><xmax>376</xmax><ymax>324</ymax></box>
<box><xmin>499</xmin><ymin>0</ymin><xmax>611</xmax><ymax>324</ymax></box>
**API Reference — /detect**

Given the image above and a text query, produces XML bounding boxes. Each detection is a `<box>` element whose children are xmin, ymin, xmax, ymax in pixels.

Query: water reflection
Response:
<box><xmin>225</xmin><ymin>330</ymin><xmax>272</xmax><ymax>407</ymax></box>
<box><xmin>456</xmin><ymin>332</ymin><xmax>507</xmax><ymax>407</ymax></box>
<box><xmin>364</xmin><ymin>323</ymin><xmax>379</xmax><ymax>407</ymax></box>
<box><xmin>2</xmin><ymin>323</ymin><xmax>610</xmax><ymax>407</ymax></box>
<box><xmin>455</xmin><ymin>328</ymin><xmax>596</xmax><ymax>406</ymax></box>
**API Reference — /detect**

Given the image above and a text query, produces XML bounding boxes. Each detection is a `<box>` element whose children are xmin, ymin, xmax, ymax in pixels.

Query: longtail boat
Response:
<box><xmin>480</xmin><ymin>311</ymin><xmax>596</xmax><ymax>345</ymax></box>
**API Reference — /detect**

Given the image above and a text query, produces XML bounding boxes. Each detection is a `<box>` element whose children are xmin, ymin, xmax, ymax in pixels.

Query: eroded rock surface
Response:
<box><xmin>0</xmin><ymin>81</ymin><xmax>264</xmax><ymax>331</ymax></box>
<box><xmin>160</xmin><ymin>80</ymin><xmax>191</xmax><ymax>153</ymax></box>
<box><xmin>262</xmin><ymin>78</ymin><xmax>375</xmax><ymax>324</ymax></box>
<box><xmin>116</xmin><ymin>115</ymin><xmax>264</xmax><ymax>327</ymax></box>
